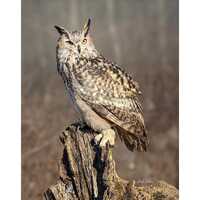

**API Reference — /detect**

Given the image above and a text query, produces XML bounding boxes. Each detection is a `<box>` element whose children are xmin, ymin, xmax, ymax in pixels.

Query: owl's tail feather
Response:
<box><xmin>117</xmin><ymin>127</ymin><xmax>149</xmax><ymax>152</ymax></box>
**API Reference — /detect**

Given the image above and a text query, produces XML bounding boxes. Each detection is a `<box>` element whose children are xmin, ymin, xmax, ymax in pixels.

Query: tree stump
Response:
<box><xmin>44</xmin><ymin>123</ymin><xmax>178</xmax><ymax>200</ymax></box>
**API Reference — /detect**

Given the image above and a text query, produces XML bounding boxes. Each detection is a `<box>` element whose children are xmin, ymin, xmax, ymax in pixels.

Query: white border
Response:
<box><xmin>180</xmin><ymin>0</ymin><xmax>200</xmax><ymax>199</ymax></box>
<box><xmin>0</xmin><ymin>0</ymin><xmax>21</xmax><ymax>199</ymax></box>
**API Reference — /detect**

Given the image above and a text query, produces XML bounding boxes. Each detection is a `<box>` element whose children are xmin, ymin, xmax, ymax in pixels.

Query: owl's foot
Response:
<box><xmin>94</xmin><ymin>128</ymin><xmax>116</xmax><ymax>147</ymax></box>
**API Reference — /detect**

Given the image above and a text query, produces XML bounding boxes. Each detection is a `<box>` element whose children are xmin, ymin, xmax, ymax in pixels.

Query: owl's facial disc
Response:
<box><xmin>55</xmin><ymin>19</ymin><xmax>98</xmax><ymax>60</ymax></box>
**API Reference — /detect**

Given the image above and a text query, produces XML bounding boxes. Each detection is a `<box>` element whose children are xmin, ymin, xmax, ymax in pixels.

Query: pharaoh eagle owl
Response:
<box><xmin>55</xmin><ymin>19</ymin><xmax>148</xmax><ymax>151</ymax></box>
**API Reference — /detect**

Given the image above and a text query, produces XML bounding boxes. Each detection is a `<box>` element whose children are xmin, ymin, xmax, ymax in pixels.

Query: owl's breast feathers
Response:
<box><xmin>71</xmin><ymin>56</ymin><xmax>149</xmax><ymax>151</ymax></box>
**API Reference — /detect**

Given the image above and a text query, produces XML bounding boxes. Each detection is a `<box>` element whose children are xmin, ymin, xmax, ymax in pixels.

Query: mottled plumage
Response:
<box><xmin>55</xmin><ymin>19</ymin><xmax>148</xmax><ymax>151</ymax></box>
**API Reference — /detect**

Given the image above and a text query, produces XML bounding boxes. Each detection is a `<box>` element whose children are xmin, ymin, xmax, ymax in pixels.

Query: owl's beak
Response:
<box><xmin>77</xmin><ymin>45</ymin><xmax>81</xmax><ymax>54</ymax></box>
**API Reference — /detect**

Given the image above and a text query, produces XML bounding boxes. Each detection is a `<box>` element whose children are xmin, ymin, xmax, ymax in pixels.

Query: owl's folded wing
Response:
<box><xmin>76</xmin><ymin>58</ymin><xmax>148</xmax><ymax>150</ymax></box>
<box><xmin>80</xmin><ymin>95</ymin><xmax>149</xmax><ymax>151</ymax></box>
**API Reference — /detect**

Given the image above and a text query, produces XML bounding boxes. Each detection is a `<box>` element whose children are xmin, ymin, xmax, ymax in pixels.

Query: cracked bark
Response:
<box><xmin>44</xmin><ymin>123</ymin><xmax>178</xmax><ymax>200</ymax></box>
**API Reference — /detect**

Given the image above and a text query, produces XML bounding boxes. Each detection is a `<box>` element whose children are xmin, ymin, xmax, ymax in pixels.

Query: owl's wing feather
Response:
<box><xmin>75</xmin><ymin>57</ymin><xmax>148</xmax><ymax>151</ymax></box>
<box><xmin>88</xmin><ymin>99</ymin><xmax>148</xmax><ymax>151</ymax></box>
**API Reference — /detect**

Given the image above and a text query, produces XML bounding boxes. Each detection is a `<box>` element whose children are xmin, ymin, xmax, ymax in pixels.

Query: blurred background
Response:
<box><xmin>22</xmin><ymin>0</ymin><xmax>178</xmax><ymax>199</ymax></box>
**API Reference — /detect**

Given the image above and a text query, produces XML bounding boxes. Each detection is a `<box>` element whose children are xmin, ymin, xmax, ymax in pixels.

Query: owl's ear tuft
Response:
<box><xmin>54</xmin><ymin>25</ymin><xmax>66</xmax><ymax>34</ymax></box>
<box><xmin>82</xmin><ymin>18</ymin><xmax>91</xmax><ymax>37</ymax></box>
<box><xmin>54</xmin><ymin>25</ymin><xmax>70</xmax><ymax>39</ymax></box>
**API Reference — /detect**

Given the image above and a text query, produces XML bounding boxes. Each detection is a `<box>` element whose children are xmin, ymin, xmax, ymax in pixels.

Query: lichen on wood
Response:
<box><xmin>44</xmin><ymin>123</ymin><xmax>178</xmax><ymax>200</ymax></box>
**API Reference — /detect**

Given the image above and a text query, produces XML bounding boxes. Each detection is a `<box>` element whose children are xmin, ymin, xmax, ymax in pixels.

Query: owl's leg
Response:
<box><xmin>94</xmin><ymin>128</ymin><xmax>116</xmax><ymax>147</ymax></box>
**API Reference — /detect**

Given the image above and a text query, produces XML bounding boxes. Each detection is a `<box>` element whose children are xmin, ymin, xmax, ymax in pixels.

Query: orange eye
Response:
<box><xmin>82</xmin><ymin>38</ymin><xmax>87</xmax><ymax>44</ymax></box>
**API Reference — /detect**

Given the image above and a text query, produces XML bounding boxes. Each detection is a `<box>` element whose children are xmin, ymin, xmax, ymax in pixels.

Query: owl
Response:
<box><xmin>54</xmin><ymin>18</ymin><xmax>148</xmax><ymax>151</ymax></box>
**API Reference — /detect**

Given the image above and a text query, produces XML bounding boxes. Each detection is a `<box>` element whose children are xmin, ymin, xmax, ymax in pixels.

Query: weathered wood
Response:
<box><xmin>44</xmin><ymin>123</ymin><xmax>178</xmax><ymax>200</ymax></box>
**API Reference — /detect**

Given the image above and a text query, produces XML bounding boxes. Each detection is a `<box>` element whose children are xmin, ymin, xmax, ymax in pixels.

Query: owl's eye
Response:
<box><xmin>65</xmin><ymin>40</ymin><xmax>74</xmax><ymax>45</ymax></box>
<box><xmin>82</xmin><ymin>38</ymin><xmax>87</xmax><ymax>44</ymax></box>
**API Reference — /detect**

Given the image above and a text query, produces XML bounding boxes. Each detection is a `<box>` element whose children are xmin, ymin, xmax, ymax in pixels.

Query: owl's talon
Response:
<box><xmin>94</xmin><ymin>129</ymin><xmax>116</xmax><ymax>147</ymax></box>
<box><xmin>94</xmin><ymin>133</ymin><xmax>103</xmax><ymax>144</ymax></box>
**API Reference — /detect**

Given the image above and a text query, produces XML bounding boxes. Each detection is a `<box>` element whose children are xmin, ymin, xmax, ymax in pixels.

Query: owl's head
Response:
<box><xmin>55</xmin><ymin>18</ymin><xmax>98</xmax><ymax>62</ymax></box>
